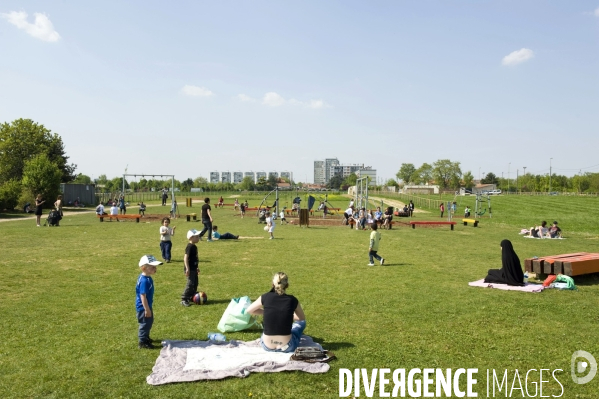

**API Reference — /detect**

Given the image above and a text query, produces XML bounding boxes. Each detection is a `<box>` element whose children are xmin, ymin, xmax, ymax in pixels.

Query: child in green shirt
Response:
<box><xmin>368</xmin><ymin>223</ymin><xmax>385</xmax><ymax>266</ymax></box>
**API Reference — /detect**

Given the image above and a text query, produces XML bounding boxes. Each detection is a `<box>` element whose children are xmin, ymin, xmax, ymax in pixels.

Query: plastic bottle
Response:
<box><xmin>523</xmin><ymin>272</ymin><xmax>529</xmax><ymax>284</ymax></box>
<box><xmin>208</xmin><ymin>332</ymin><xmax>226</xmax><ymax>342</ymax></box>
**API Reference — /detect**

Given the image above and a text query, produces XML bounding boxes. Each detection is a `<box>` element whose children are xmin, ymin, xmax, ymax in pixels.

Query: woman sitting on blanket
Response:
<box><xmin>247</xmin><ymin>272</ymin><xmax>306</xmax><ymax>353</ymax></box>
<box><xmin>484</xmin><ymin>239</ymin><xmax>525</xmax><ymax>286</ymax></box>
<box><xmin>529</xmin><ymin>221</ymin><xmax>548</xmax><ymax>238</ymax></box>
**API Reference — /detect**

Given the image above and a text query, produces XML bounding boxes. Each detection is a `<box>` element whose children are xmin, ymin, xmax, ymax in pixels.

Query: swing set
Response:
<box><xmin>122</xmin><ymin>173</ymin><xmax>179</xmax><ymax>218</ymax></box>
<box><xmin>474</xmin><ymin>192</ymin><xmax>492</xmax><ymax>218</ymax></box>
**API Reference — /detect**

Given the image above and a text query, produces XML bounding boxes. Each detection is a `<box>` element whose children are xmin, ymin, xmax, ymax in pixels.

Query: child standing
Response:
<box><xmin>159</xmin><ymin>217</ymin><xmax>176</xmax><ymax>263</ymax></box>
<box><xmin>181</xmin><ymin>229</ymin><xmax>201</xmax><ymax>307</ymax></box>
<box><xmin>136</xmin><ymin>254</ymin><xmax>162</xmax><ymax>349</ymax></box>
<box><xmin>368</xmin><ymin>223</ymin><xmax>385</xmax><ymax>266</ymax></box>
<box><xmin>279</xmin><ymin>208</ymin><xmax>288</xmax><ymax>225</ymax></box>
<box><xmin>266</xmin><ymin>211</ymin><xmax>275</xmax><ymax>239</ymax></box>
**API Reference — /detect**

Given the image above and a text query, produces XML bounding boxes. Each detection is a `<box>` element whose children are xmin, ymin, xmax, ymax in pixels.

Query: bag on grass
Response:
<box><xmin>553</xmin><ymin>274</ymin><xmax>576</xmax><ymax>290</ymax></box>
<box><xmin>217</xmin><ymin>296</ymin><xmax>262</xmax><ymax>333</ymax></box>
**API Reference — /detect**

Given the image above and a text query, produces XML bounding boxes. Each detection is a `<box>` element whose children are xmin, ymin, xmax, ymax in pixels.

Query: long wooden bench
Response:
<box><xmin>410</xmin><ymin>221</ymin><xmax>456</xmax><ymax>230</ymax></box>
<box><xmin>525</xmin><ymin>252</ymin><xmax>599</xmax><ymax>276</ymax></box>
<box><xmin>462</xmin><ymin>218</ymin><xmax>479</xmax><ymax>227</ymax></box>
<box><xmin>97</xmin><ymin>214</ymin><xmax>141</xmax><ymax>222</ymax></box>
<box><xmin>393</xmin><ymin>211</ymin><xmax>410</xmax><ymax>217</ymax></box>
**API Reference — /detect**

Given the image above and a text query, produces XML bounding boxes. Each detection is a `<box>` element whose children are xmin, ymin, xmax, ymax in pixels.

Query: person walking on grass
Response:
<box><xmin>181</xmin><ymin>230</ymin><xmax>201</xmax><ymax>307</ymax></box>
<box><xmin>159</xmin><ymin>217</ymin><xmax>176</xmax><ymax>263</ymax></box>
<box><xmin>199</xmin><ymin>197</ymin><xmax>213</xmax><ymax>242</ymax></box>
<box><xmin>440</xmin><ymin>202</ymin><xmax>444</xmax><ymax>218</ymax></box>
<box><xmin>368</xmin><ymin>222</ymin><xmax>385</xmax><ymax>266</ymax></box>
<box><xmin>136</xmin><ymin>254</ymin><xmax>162</xmax><ymax>349</ymax></box>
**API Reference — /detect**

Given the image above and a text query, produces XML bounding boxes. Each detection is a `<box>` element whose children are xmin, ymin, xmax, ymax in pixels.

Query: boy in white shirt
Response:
<box><xmin>279</xmin><ymin>208</ymin><xmax>288</xmax><ymax>225</ymax></box>
<box><xmin>266</xmin><ymin>211</ymin><xmax>275</xmax><ymax>239</ymax></box>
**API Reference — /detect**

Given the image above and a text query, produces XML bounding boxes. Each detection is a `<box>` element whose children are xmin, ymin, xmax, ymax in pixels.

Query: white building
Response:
<box><xmin>210</xmin><ymin>172</ymin><xmax>219</xmax><ymax>183</ymax></box>
<box><xmin>355</xmin><ymin>167</ymin><xmax>377</xmax><ymax>186</ymax></box>
<box><xmin>256</xmin><ymin>171</ymin><xmax>267</xmax><ymax>181</ymax></box>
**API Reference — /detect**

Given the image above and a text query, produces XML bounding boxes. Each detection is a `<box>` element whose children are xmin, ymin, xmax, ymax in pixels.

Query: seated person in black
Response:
<box><xmin>247</xmin><ymin>272</ymin><xmax>306</xmax><ymax>353</ymax></box>
<box><xmin>484</xmin><ymin>239</ymin><xmax>525</xmax><ymax>286</ymax></box>
<box><xmin>549</xmin><ymin>221</ymin><xmax>562</xmax><ymax>238</ymax></box>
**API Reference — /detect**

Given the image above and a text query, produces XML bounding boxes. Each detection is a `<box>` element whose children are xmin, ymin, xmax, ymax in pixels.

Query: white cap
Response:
<box><xmin>139</xmin><ymin>255</ymin><xmax>162</xmax><ymax>267</ymax></box>
<box><xmin>187</xmin><ymin>229</ymin><xmax>201</xmax><ymax>239</ymax></box>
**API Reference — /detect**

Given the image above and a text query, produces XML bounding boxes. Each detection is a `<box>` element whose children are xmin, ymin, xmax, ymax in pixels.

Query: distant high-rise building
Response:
<box><xmin>356</xmin><ymin>167</ymin><xmax>377</xmax><ymax>186</ymax></box>
<box><xmin>314</xmin><ymin>158</ymin><xmax>340</xmax><ymax>184</ymax></box>
<box><xmin>244</xmin><ymin>172</ymin><xmax>255</xmax><ymax>183</ymax></box>
<box><xmin>233</xmin><ymin>172</ymin><xmax>243</xmax><ymax>184</ymax></box>
<box><xmin>331</xmin><ymin>164</ymin><xmax>364</xmax><ymax>179</ymax></box>
<box><xmin>256</xmin><ymin>171</ymin><xmax>267</xmax><ymax>181</ymax></box>
<box><xmin>314</xmin><ymin>161</ymin><xmax>325</xmax><ymax>184</ymax></box>
<box><xmin>280</xmin><ymin>171</ymin><xmax>291</xmax><ymax>181</ymax></box>
<box><xmin>221</xmin><ymin>172</ymin><xmax>231</xmax><ymax>183</ymax></box>
<box><xmin>269</xmin><ymin>172</ymin><xmax>279</xmax><ymax>179</ymax></box>
<box><xmin>210</xmin><ymin>172</ymin><xmax>219</xmax><ymax>183</ymax></box>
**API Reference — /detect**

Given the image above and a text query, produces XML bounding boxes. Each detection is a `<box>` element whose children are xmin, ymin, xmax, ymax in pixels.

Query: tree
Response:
<box><xmin>21</xmin><ymin>154</ymin><xmax>62</xmax><ymax>203</ymax></box>
<box><xmin>327</xmin><ymin>174</ymin><xmax>344</xmax><ymax>190</ymax></box>
<box><xmin>343</xmin><ymin>173</ymin><xmax>358</xmax><ymax>188</ymax></box>
<box><xmin>193</xmin><ymin>177</ymin><xmax>208</xmax><ymax>187</ymax></box>
<box><xmin>396</xmin><ymin>163</ymin><xmax>416</xmax><ymax>184</ymax></box>
<box><xmin>0</xmin><ymin>180</ymin><xmax>22</xmax><ymax>210</ymax></box>
<box><xmin>463</xmin><ymin>171</ymin><xmax>474</xmax><ymax>189</ymax></box>
<box><xmin>181</xmin><ymin>178</ymin><xmax>193</xmax><ymax>192</ymax></box>
<box><xmin>237</xmin><ymin>176</ymin><xmax>255</xmax><ymax>191</ymax></box>
<box><xmin>386</xmin><ymin>178</ymin><xmax>399</xmax><ymax>187</ymax></box>
<box><xmin>481</xmin><ymin>173</ymin><xmax>499</xmax><ymax>185</ymax></box>
<box><xmin>73</xmin><ymin>174</ymin><xmax>92</xmax><ymax>184</ymax></box>
<box><xmin>0</xmin><ymin>118</ymin><xmax>76</xmax><ymax>184</ymax></box>
<box><xmin>432</xmin><ymin>159</ymin><xmax>462</xmax><ymax>189</ymax></box>
<box><xmin>413</xmin><ymin>163</ymin><xmax>433</xmax><ymax>185</ymax></box>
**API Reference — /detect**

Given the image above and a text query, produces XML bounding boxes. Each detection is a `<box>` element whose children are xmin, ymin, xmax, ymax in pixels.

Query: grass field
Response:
<box><xmin>1</xmin><ymin>194</ymin><xmax>599</xmax><ymax>398</ymax></box>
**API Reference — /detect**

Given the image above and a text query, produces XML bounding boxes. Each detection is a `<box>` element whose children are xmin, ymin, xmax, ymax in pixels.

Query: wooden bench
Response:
<box><xmin>97</xmin><ymin>214</ymin><xmax>141</xmax><ymax>222</ymax></box>
<box><xmin>525</xmin><ymin>252</ymin><xmax>599</xmax><ymax>276</ymax></box>
<box><xmin>410</xmin><ymin>221</ymin><xmax>456</xmax><ymax>230</ymax></box>
<box><xmin>462</xmin><ymin>218</ymin><xmax>479</xmax><ymax>227</ymax></box>
<box><xmin>186</xmin><ymin>213</ymin><xmax>197</xmax><ymax>222</ymax></box>
<box><xmin>393</xmin><ymin>211</ymin><xmax>410</xmax><ymax>217</ymax></box>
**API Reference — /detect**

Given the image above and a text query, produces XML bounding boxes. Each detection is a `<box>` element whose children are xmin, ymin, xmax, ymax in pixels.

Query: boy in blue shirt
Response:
<box><xmin>136</xmin><ymin>255</ymin><xmax>162</xmax><ymax>349</ymax></box>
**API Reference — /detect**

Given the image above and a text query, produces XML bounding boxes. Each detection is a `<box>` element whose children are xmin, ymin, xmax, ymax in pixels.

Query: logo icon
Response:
<box><xmin>571</xmin><ymin>350</ymin><xmax>597</xmax><ymax>384</ymax></box>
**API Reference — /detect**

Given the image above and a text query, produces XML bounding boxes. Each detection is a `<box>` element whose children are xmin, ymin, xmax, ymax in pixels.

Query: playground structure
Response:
<box><xmin>354</xmin><ymin>177</ymin><xmax>370</xmax><ymax>210</ymax></box>
<box><xmin>474</xmin><ymin>193</ymin><xmax>492</xmax><ymax>218</ymax></box>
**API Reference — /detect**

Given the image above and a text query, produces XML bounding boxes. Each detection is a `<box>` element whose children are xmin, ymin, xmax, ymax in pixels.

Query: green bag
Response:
<box><xmin>217</xmin><ymin>296</ymin><xmax>262</xmax><ymax>333</ymax></box>
<box><xmin>554</xmin><ymin>274</ymin><xmax>577</xmax><ymax>290</ymax></box>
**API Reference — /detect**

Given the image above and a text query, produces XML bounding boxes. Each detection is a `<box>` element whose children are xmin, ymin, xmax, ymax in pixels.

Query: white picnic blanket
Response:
<box><xmin>469</xmin><ymin>279</ymin><xmax>545</xmax><ymax>293</ymax></box>
<box><xmin>146</xmin><ymin>335</ymin><xmax>330</xmax><ymax>385</ymax></box>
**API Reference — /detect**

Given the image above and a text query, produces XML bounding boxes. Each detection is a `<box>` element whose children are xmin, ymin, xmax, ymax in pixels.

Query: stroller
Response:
<box><xmin>45</xmin><ymin>209</ymin><xmax>61</xmax><ymax>227</ymax></box>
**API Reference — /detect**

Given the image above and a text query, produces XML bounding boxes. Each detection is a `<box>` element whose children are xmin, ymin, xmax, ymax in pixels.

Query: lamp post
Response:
<box><xmin>522</xmin><ymin>167</ymin><xmax>527</xmax><ymax>193</ymax></box>
<box><xmin>549</xmin><ymin>158</ymin><xmax>553</xmax><ymax>193</ymax></box>
<box><xmin>508</xmin><ymin>163</ymin><xmax>511</xmax><ymax>193</ymax></box>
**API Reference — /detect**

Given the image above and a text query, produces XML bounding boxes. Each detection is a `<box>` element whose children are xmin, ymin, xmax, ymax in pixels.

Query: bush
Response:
<box><xmin>0</xmin><ymin>180</ymin><xmax>22</xmax><ymax>210</ymax></box>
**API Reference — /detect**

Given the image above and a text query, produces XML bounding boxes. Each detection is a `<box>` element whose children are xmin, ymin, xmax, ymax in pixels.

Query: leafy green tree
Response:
<box><xmin>0</xmin><ymin>180</ymin><xmax>22</xmax><ymax>210</ymax></box>
<box><xmin>181</xmin><ymin>178</ymin><xmax>193</xmax><ymax>192</ymax></box>
<box><xmin>343</xmin><ymin>173</ymin><xmax>357</xmax><ymax>187</ymax></box>
<box><xmin>386</xmin><ymin>178</ymin><xmax>399</xmax><ymax>187</ymax></box>
<box><xmin>463</xmin><ymin>171</ymin><xmax>474</xmax><ymax>189</ymax></box>
<box><xmin>21</xmin><ymin>154</ymin><xmax>62</xmax><ymax>203</ymax></box>
<box><xmin>193</xmin><ymin>177</ymin><xmax>208</xmax><ymax>187</ymax></box>
<box><xmin>413</xmin><ymin>163</ymin><xmax>433</xmax><ymax>185</ymax></box>
<box><xmin>396</xmin><ymin>163</ymin><xmax>416</xmax><ymax>184</ymax></box>
<box><xmin>73</xmin><ymin>174</ymin><xmax>92</xmax><ymax>184</ymax></box>
<box><xmin>481</xmin><ymin>172</ymin><xmax>499</xmax><ymax>185</ymax></box>
<box><xmin>432</xmin><ymin>159</ymin><xmax>462</xmax><ymax>189</ymax></box>
<box><xmin>237</xmin><ymin>176</ymin><xmax>255</xmax><ymax>191</ymax></box>
<box><xmin>327</xmin><ymin>174</ymin><xmax>344</xmax><ymax>190</ymax></box>
<box><xmin>0</xmin><ymin>119</ymin><xmax>76</xmax><ymax>184</ymax></box>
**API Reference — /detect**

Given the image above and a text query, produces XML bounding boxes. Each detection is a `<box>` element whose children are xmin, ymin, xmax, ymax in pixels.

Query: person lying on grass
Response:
<box><xmin>211</xmin><ymin>225</ymin><xmax>239</xmax><ymax>240</ymax></box>
<box><xmin>247</xmin><ymin>272</ymin><xmax>306</xmax><ymax>353</ymax></box>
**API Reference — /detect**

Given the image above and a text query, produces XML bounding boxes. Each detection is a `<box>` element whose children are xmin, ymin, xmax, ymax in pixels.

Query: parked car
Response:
<box><xmin>489</xmin><ymin>189</ymin><xmax>502</xmax><ymax>195</ymax></box>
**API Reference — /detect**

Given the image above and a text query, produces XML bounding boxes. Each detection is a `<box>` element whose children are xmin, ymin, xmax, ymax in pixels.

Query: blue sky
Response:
<box><xmin>1</xmin><ymin>1</ymin><xmax>598</xmax><ymax>183</ymax></box>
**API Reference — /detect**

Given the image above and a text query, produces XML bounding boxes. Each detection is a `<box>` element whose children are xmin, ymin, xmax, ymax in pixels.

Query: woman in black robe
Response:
<box><xmin>484</xmin><ymin>239</ymin><xmax>525</xmax><ymax>286</ymax></box>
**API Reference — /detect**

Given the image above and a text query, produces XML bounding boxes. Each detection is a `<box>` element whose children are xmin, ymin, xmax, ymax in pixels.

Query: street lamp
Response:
<box><xmin>549</xmin><ymin>158</ymin><xmax>553</xmax><ymax>193</ymax></box>
<box><xmin>508</xmin><ymin>163</ymin><xmax>511</xmax><ymax>193</ymax></box>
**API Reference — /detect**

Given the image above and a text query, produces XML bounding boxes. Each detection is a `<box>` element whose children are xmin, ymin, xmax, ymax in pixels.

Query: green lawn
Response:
<box><xmin>1</xmin><ymin>194</ymin><xmax>599</xmax><ymax>398</ymax></box>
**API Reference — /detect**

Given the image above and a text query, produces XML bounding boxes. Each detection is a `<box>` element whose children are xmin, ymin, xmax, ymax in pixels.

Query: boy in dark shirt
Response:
<box><xmin>181</xmin><ymin>229</ymin><xmax>201</xmax><ymax>307</ymax></box>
